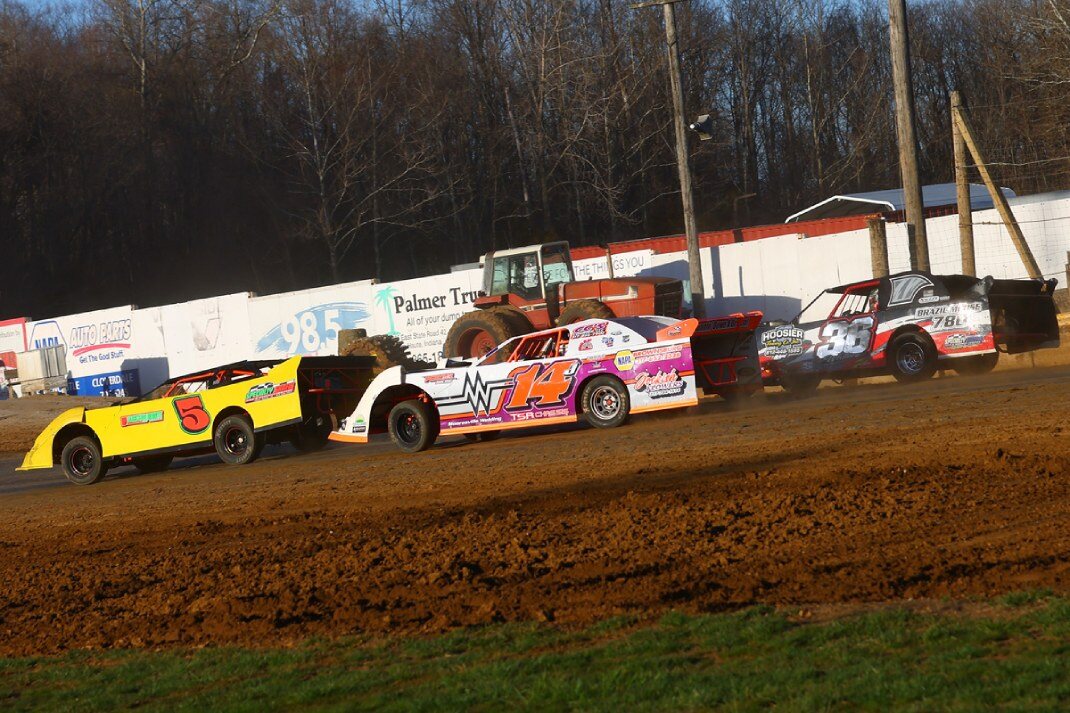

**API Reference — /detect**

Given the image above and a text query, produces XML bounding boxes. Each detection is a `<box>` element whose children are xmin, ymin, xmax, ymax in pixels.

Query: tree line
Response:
<box><xmin>1</xmin><ymin>0</ymin><xmax>1069</xmax><ymax>318</ymax></box>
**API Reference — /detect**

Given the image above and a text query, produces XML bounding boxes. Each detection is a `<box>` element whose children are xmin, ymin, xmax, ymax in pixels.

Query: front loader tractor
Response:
<box><xmin>443</xmin><ymin>241</ymin><xmax>684</xmax><ymax>359</ymax></box>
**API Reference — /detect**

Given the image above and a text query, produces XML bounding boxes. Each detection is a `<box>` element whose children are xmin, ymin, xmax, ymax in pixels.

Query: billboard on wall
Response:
<box><xmin>25</xmin><ymin>306</ymin><xmax>139</xmax><ymax>396</ymax></box>
<box><xmin>572</xmin><ymin>250</ymin><xmax>655</xmax><ymax>281</ymax></box>
<box><xmin>160</xmin><ymin>293</ymin><xmax>253</xmax><ymax>376</ymax></box>
<box><xmin>0</xmin><ymin>318</ymin><xmax>26</xmax><ymax>371</ymax></box>
<box><xmin>368</xmin><ymin>270</ymin><xmax>483</xmax><ymax>362</ymax></box>
<box><xmin>248</xmin><ymin>280</ymin><xmax>374</xmax><ymax>359</ymax></box>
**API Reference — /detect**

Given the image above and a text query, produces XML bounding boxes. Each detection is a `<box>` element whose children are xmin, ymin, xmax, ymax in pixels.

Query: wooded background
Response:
<box><xmin>2</xmin><ymin>0</ymin><xmax>1069</xmax><ymax>317</ymax></box>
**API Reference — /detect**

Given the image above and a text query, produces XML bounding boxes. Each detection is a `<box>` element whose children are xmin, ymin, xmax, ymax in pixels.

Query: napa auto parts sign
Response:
<box><xmin>26</xmin><ymin>306</ymin><xmax>140</xmax><ymax>397</ymax></box>
<box><xmin>0</xmin><ymin>318</ymin><xmax>26</xmax><ymax>370</ymax></box>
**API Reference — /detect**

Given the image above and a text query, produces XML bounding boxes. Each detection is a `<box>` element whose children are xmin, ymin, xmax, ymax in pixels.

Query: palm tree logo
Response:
<box><xmin>375</xmin><ymin>286</ymin><xmax>401</xmax><ymax>335</ymax></box>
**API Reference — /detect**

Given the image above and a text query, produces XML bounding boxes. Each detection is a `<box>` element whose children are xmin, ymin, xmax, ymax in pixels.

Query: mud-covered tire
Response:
<box><xmin>558</xmin><ymin>299</ymin><xmax>614</xmax><ymax>326</ymax></box>
<box><xmin>60</xmin><ymin>436</ymin><xmax>107</xmax><ymax>485</ymax></box>
<box><xmin>890</xmin><ymin>332</ymin><xmax>938</xmax><ymax>383</ymax></box>
<box><xmin>581</xmin><ymin>375</ymin><xmax>630</xmax><ymax>429</ymax></box>
<box><xmin>388</xmin><ymin>400</ymin><xmax>440</xmax><ymax>453</ymax></box>
<box><xmin>953</xmin><ymin>351</ymin><xmax>999</xmax><ymax>376</ymax></box>
<box><xmin>213</xmin><ymin>414</ymin><xmax>262</xmax><ymax>466</ymax></box>
<box><xmin>132</xmin><ymin>454</ymin><xmax>173</xmax><ymax>474</ymax></box>
<box><xmin>341</xmin><ymin>334</ymin><xmax>431</xmax><ymax>373</ymax></box>
<box><xmin>444</xmin><ymin>310</ymin><xmax>526</xmax><ymax>360</ymax></box>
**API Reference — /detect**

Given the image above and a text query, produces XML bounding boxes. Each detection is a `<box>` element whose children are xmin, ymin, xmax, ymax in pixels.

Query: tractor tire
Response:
<box><xmin>132</xmin><ymin>454</ymin><xmax>174</xmax><ymax>474</ymax></box>
<box><xmin>60</xmin><ymin>436</ymin><xmax>108</xmax><ymax>485</ymax></box>
<box><xmin>952</xmin><ymin>351</ymin><xmax>999</xmax><ymax>376</ymax></box>
<box><xmin>388</xmin><ymin>399</ymin><xmax>440</xmax><ymax>453</ymax></box>
<box><xmin>341</xmin><ymin>334</ymin><xmax>432</xmax><ymax>373</ymax></box>
<box><xmin>443</xmin><ymin>310</ymin><xmax>526</xmax><ymax>360</ymax></box>
<box><xmin>889</xmin><ymin>332</ymin><xmax>938</xmax><ymax>383</ymax></box>
<box><xmin>484</xmin><ymin>306</ymin><xmax>532</xmax><ymax>338</ymax></box>
<box><xmin>558</xmin><ymin>299</ymin><xmax>614</xmax><ymax>326</ymax></box>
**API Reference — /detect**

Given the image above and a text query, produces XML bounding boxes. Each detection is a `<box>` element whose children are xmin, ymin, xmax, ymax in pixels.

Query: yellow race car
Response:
<box><xmin>19</xmin><ymin>356</ymin><xmax>374</xmax><ymax>485</ymax></box>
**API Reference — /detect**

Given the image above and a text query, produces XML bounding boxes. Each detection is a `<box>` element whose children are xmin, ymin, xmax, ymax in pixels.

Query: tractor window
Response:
<box><xmin>541</xmin><ymin>244</ymin><xmax>574</xmax><ymax>289</ymax></box>
<box><xmin>490</xmin><ymin>254</ymin><xmax>543</xmax><ymax>301</ymax></box>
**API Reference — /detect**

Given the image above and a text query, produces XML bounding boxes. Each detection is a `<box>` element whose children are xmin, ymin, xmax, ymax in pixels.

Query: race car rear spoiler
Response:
<box><xmin>655</xmin><ymin>311</ymin><xmax>764</xmax><ymax>341</ymax></box>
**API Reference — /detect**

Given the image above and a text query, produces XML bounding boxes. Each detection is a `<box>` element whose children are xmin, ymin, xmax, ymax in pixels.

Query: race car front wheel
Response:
<box><xmin>214</xmin><ymin>414</ymin><xmax>263</xmax><ymax>466</ymax></box>
<box><xmin>388</xmin><ymin>399</ymin><xmax>440</xmax><ymax>453</ymax></box>
<box><xmin>582</xmin><ymin>375</ymin><xmax>630</xmax><ymax>429</ymax></box>
<box><xmin>890</xmin><ymin>333</ymin><xmax>937</xmax><ymax>383</ymax></box>
<box><xmin>61</xmin><ymin>436</ymin><xmax>108</xmax><ymax>485</ymax></box>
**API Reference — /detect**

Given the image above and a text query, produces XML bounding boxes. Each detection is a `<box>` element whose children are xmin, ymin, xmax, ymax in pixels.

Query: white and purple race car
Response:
<box><xmin>331</xmin><ymin>313</ymin><xmax>763</xmax><ymax>452</ymax></box>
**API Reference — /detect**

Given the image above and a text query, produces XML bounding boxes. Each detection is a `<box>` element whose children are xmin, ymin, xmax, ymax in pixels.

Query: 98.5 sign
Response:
<box><xmin>254</xmin><ymin>302</ymin><xmax>370</xmax><ymax>357</ymax></box>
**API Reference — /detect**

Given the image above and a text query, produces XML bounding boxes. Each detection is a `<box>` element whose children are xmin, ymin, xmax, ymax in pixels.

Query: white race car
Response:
<box><xmin>331</xmin><ymin>314</ymin><xmax>763</xmax><ymax>452</ymax></box>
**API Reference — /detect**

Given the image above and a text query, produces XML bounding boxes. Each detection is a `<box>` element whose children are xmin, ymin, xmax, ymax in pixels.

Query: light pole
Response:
<box><xmin>630</xmin><ymin>0</ymin><xmax>706</xmax><ymax>317</ymax></box>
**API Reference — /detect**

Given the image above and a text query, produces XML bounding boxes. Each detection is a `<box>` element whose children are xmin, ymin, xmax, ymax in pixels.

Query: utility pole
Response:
<box><xmin>631</xmin><ymin>0</ymin><xmax>705</xmax><ymax>317</ymax></box>
<box><xmin>950</xmin><ymin>91</ymin><xmax>976</xmax><ymax>276</ymax></box>
<box><xmin>888</xmin><ymin>0</ymin><xmax>929</xmax><ymax>271</ymax></box>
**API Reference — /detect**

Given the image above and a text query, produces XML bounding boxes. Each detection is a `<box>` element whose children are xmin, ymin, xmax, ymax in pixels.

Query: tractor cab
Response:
<box><xmin>482</xmin><ymin>241</ymin><xmax>574</xmax><ymax>305</ymax></box>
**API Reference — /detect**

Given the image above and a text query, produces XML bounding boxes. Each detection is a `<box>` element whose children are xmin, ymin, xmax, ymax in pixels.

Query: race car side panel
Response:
<box><xmin>18</xmin><ymin>407</ymin><xmax>88</xmax><ymax>471</ymax></box>
<box><xmin>91</xmin><ymin>357</ymin><xmax>305</xmax><ymax>459</ymax></box>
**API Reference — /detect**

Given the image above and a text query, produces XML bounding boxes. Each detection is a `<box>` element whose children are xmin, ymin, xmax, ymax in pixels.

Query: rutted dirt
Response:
<box><xmin>0</xmin><ymin>394</ymin><xmax>105</xmax><ymax>455</ymax></box>
<box><xmin>2</xmin><ymin>368</ymin><xmax>1070</xmax><ymax>655</ymax></box>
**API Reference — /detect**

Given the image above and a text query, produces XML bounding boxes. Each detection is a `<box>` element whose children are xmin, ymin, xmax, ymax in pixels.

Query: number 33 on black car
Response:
<box><xmin>756</xmin><ymin>271</ymin><xmax>1060</xmax><ymax>395</ymax></box>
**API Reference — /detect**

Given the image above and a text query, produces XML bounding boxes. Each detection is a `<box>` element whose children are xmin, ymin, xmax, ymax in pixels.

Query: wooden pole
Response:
<box><xmin>868</xmin><ymin>217</ymin><xmax>890</xmax><ymax>278</ymax></box>
<box><xmin>632</xmin><ymin>0</ymin><xmax>705</xmax><ymax>317</ymax></box>
<box><xmin>888</xmin><ymin>0</ymin><xmax>929</xmax><ymax>271</ymax></box>
<box><xmin>951</xmin><ymin>91</ymin><xmax>976</xmax><ymax>276</ymax></box>
<box><xmin>954</xmin><ymin>108</ymin><xmax>1042</xmax><ymax>279</ymax></box>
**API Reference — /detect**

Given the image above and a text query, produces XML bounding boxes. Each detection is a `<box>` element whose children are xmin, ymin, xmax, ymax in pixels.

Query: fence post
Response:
<box><xmin>869</xmin><ymin>217</ymin><xmax>890</xmax><ymax>278</ymax></box>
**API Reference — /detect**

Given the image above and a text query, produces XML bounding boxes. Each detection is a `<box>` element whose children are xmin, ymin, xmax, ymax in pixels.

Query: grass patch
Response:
<box><xmin>4</xmin><ymin>599</ymin><xmax>1070</xmax><ymax>711</ymax></box>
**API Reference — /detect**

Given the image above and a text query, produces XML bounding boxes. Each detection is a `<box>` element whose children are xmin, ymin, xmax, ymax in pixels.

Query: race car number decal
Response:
<box><xmin>506</xmin><ymin>360</ymin><xmax>580</xmax><ymax>411</ymax></box>
<box><xmin>173</xmin><ymin>394</ymin><xmax>211</xmax><ymax>435</ymax></box>
<box><xmin>816</xmin><ymin>317</ymin><xmax>874</xmax><ymax>359</ymax></box>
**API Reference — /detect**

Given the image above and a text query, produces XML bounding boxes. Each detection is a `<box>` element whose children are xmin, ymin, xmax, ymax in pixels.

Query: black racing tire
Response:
<box><xmin>290</xmin><ymin>415</ymin><xmax>333</xmax><ymax>453</ymax></box>
<box><xmin>581</xmin><ymin>375</ymin><xmax>630</xmax><ymax>429</ymax></box>
<box><xmin>132</xmin><ymin>454</ymin><xmax>174</xmax><ymax>474</ymax></box>
<box><xmin>889</xmin><ymin>332</ymin><xmax>938</xmax><ymax>383</ymax></box>
<box><xmin>388</xmin><ymin>399</ymin><xmax>440</xmax><ymax>453</ymax></box>
<box><xmin>952</xmin><ymin>351</ymin><xmax>999</xmax><ymax>376</ymax></box>
<box><xmin>60</xmin><ymin>436</ymin><xmax>107</xmax><ymax>485</ymax></box>
<box><xmin>558</xmin><ymin>299</ymin><xmax>614</xmax><ymax>326</ymax></box>
<box><xmin>213</xmin><ymin>414</ymin><xmax>262</xmax><ymax>466</ymax></box>
<box><xmin>443</xmin><ymin>310</ymin><xmax>526</xmax><ymax>361</ymax></box>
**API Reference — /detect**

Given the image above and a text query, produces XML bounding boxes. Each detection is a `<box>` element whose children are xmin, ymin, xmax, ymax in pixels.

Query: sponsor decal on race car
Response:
<box><xmin>601</xmin><ymin>336</ymin><xmax>614</xmax><ymax>348</ymax></box>
<box><xmin>423</xmin><ymin>372</ymin><xmax>456</xmax><ymax>385</ymax></box>
<box><xmin>633</xmin><ymin>368</ymin><xmax>686</xmax><ymax>399</ymax></box>
<box><xmin>915</xmin><ymin>302</ymin><xmax>983</xmax><ymax>318</ymax></box>
<box><xmin>614</xmin><ymin>350</ymin><xmax>635</xmax><ymax>371</ymax></box>
<box><xmin>944</xmin><ymin>333</ymin><xmax>986</xmax><ymax>350</ymax></box>
<box><xmin>120</xmin><ymin>411</ymin><xmax>164</xmax><ymax>427</ymax></box>
<box><xmin>760</xmin><ymin>325</ymin><xmax>806</xmax><ymax>357</ymax></box>
<box><xmin>245</xmin><ymin>380</ymin><xmax>297</xmax><ymax>404</ymax></box>
<box><xmin>579</xmin><ymin>339</ymin><xmax>593</xmax><ymax>351</ymax></box>
<box><xmin>634</xmin><ymin>345</ymin><xmax>684</xmax><ymax>366</ymax></box>
<box><xmin>572</xmin><ymin>322</ymin><xmax>608</xmax><ymax>338</ymax></box>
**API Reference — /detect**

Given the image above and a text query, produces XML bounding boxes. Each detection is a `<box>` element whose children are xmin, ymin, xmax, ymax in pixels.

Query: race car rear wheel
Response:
<box><xmin>61</xmin><ymin>436</ymin><xmax>107</xmax><ymax>485</ymax></box>
<box><xmin>214</xmin><ymin>414</ymin><xmax>263</xmax><ymax>466</ymax></box>
<box><xmin>388</xmin><ymin>399</ymin><xmax>440</xmax><ymax>453</ymax></box>
<box><xmin>952</xmin><ymin>351</ymin><xmax>999</xmax><ymax>376</ymax></box>
<box><xmin>582</xmin><ymin>375</ymin><xmax>630</xmax><ymax>429</ymax></box>
<box><xmin>132</xmin><ymin>454</ymin><xmax>174</xmax><ymax>474</ymax></box>
<box><xmin>890</xmin><ymin>333</ymin><xmax>937</xmax><ymax>383</ymax></box>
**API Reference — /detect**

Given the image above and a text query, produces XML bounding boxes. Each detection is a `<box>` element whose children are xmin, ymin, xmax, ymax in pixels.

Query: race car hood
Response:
<box><xmin>17</xmin><ymin>407</ymin><xmax>87</xmax><ymax>471</ymax></box>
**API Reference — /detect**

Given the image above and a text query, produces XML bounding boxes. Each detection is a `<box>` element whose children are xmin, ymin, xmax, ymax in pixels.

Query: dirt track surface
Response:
<box><xmin>2</xmin><ymin>367</ymin><xmax>1070</xmax><ymax>655</ymax></box>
